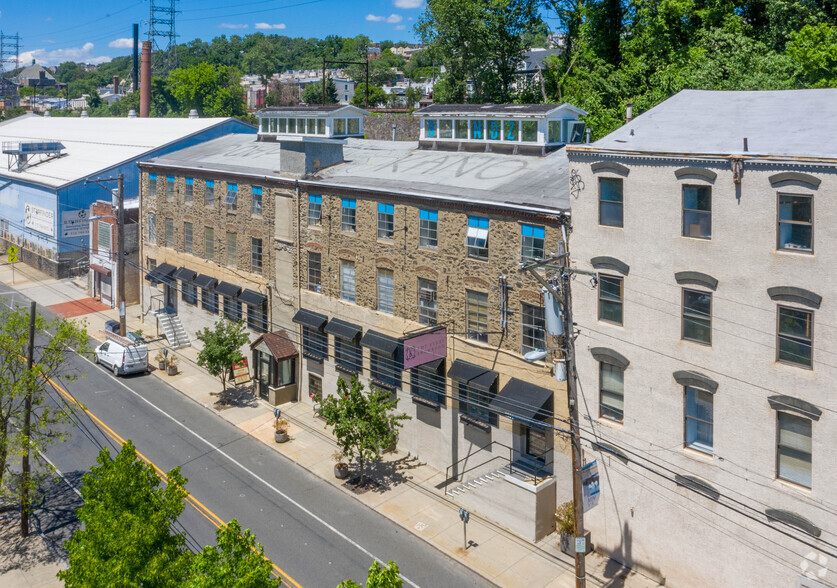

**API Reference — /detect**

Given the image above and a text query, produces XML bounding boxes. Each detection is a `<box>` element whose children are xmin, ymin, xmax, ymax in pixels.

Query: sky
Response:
<box><xmin>0</xmin><ymin>0</ymin><xmax>427</xmax><ymax>67</ymax></box>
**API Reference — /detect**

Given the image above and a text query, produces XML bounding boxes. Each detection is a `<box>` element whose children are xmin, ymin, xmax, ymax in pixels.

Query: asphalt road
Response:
<box><xmin>1</xmin><ymin>283</ymin><xmax>487</xmax><ymax>588</ymax></box>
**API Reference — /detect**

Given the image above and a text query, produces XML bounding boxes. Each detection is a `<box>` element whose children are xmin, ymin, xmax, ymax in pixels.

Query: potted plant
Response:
<box><xmin>333</xmin><ymin>451</ymin><xmax>349</xmax><ymax>479</ymax></box>
<box><xmin>154</xmin><ymin>350</ymin><xmax>166</xmax><ymax>371</ymax></box>
<box><xmin>274</xmin><ymin>416</ymin><xmax>290</xmax><ymax>443</ymax></box>
<box><xmin>556</xmin><ymin>501</ymin><xmax>592</xmax><ymax>555</ymax></box>
<box><xmin>166</xmin><ymin>354</ymin><xmax>178</xmax><ymax>376</ymax></box>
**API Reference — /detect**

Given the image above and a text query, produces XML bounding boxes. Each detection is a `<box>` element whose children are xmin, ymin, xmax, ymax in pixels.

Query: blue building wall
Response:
<box><xmin>0</xmin><ymin>118</ymin><xmax>255</xmax><ymax>262</ymax></box>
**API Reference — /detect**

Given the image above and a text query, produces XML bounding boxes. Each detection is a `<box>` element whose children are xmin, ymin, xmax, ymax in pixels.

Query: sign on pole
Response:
<box><xmin>575</xmin><ymin>536</ymin><xmax>587</xmax><ymax>553</ymax></box>
<box><xmin>7</xmin><ymin>245</ymin><xmax>19</xmax><ymax>263</ymax></box>
<box><xmin>582</xmin><ymin>460</ymin><xmax>600</xmax><ymax>512</ymax></box>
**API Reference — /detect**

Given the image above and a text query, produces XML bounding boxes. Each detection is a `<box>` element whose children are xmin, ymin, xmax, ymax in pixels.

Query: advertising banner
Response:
<box><xmin>232</xmin><ymin>359</ymin><xmax>251</xmax><ymax>384</ymax></box>
<box><xmin>62</xmin><ymin>209</ymin><xmax>89</xmax><ymax>238</ymax></box>
<box><xmin>582</xmin><ymin>460</ymin><xmax>600</xmax><ymax>512</ymax></box>
<box><xmin>24</xmin><ymin>203</ymin><xmax>55</xmax><ymax>237</ymax></box>
<box><xmin>403</xmin><ymin>327</ymin><xmax>447</xmax><ymax>370</ymax></box>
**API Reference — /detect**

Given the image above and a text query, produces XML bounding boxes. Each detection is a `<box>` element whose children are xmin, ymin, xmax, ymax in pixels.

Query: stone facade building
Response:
<box><xmin>567</xmin><ymin>89</ymin><xmax>837</xmax><ymax>587</ymax></box>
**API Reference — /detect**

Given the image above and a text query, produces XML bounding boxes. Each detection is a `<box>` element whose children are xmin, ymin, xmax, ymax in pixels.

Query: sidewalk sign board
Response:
<box><xmin>232</xmin><ymin>359</ymin><xmax>251</xmax><ymax>384</ymax></box>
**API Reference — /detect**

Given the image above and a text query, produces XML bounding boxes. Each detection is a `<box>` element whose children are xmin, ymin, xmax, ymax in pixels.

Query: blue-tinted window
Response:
<box><xmin>521</xmin><ymin>224</ymin><xmax>545</xmax><ymax>261</ymax></box>
<box><xmin>426</xmin><ymin>120</ymin><xmax>437</xmax><ymax>138</ymax></box>
<box><xmin>377</xmin><ymin>203</ymin><xmax>394</xmax><ymax>239</ymax></box>
<box><xmin>308</xmin><ymin>195</ymin><xmax>322</xmax><ymax>226</ymax></box>
<box><xmin>252</xmin><ymin>186</ymin><xmax>262</xmax><ymax>195</ymax></box>
<box><xmin>185</xmin><ymin>178</ymin><xmax>194</xmax><ymax>185</ymax></box>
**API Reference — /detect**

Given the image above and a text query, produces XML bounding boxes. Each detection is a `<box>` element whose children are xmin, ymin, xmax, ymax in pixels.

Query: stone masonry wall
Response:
<box><xmin>363</xmin><ymin>114</ymin><xmax>420</xmax><ymax>142</ymax></box>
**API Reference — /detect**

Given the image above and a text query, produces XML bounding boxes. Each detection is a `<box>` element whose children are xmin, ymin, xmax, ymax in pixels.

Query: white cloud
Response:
<box><xmin>219</xmin><ymin>23</ymin><xmax>248</xmax><ymax>29</ymax></box>
<box><xmin>255</xmin><ymin>22</ymin><xmax>286</xmax><ymax>30</ymax></box>
<box><xmin>394</xmin><ymin>0</ymin><xmax>423</xmax><ymax>8</ymax></box>
<box><xmin>395</xmin><ymin>25</ymin><xmax>406</xmax><ymax>30</ymax></box>
<box><xmin>366</xmin><ymin>13</ymin><xmax>403</xmax><ymax>23</ymax></box>
<box><xmin>20</xmin><ymin>42</ymin><xmax>112</xmax><ymax>67</ymax></box>
<box><xmin>108</xmin><ymin>38</ymin><xmax>133</xmax><ymax>49</ymax></box>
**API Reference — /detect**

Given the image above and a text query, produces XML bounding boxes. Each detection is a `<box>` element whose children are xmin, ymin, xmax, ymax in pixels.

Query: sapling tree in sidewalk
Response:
<box><xmin>338</xmin><ymin>560</ymin><xmax>402</xmax><ymax>588</ymax></box>
<box><xmin>195</xmin><ymin>319</ymin><xmax>250</xmax><ymax>405</ymax></box>
<box><xmin>318</xmin><ymin>376</ymin><xmax>410</xmax><ymax>485</ymax></box>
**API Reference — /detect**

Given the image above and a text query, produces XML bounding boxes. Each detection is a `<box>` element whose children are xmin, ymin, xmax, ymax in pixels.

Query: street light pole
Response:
<box><xmin>116</xmin><ymin>173</ymin><xmax>126</xmax><ymax>337</ymax></box>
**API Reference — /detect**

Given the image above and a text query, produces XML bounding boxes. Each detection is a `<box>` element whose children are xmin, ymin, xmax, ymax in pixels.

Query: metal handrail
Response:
<box><xmin>443</xmin><ymin>440</ymin><xmax>554</xmax><ymax>495</ymax></box>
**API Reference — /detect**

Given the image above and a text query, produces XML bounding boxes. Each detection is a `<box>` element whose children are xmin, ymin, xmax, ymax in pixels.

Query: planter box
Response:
<box><xmin>560</xmin><ymin>530</ymin><xmax>593</xmax><ymax>556</ymax></box>
<box><xmin>274</xmin><ymin>430</ymin><xmax>289</xmax><ymax>443</ymax></box>
<box><xmin>334</xmin><ymin>464</ymin><xmax>349</xmax><ymax>479</ymax></box>
<box><xmin>166</xmin><ymin>366</ymin><xmax>178</xmax><ymax>376</ymax></box>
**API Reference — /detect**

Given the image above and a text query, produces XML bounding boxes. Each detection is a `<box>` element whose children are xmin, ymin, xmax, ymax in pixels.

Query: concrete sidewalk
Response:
<box><xmin>0</xmin><ymin>262</ymin><xmax>660</xmax><ymax>588</ymax></box>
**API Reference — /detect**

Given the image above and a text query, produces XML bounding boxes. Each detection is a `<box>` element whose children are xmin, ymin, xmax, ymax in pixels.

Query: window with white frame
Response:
<box><xmin>308</xmin><ymin>195</ymin><xmax>322</xmax><ymax>226</ymax></box>
<box><xmin>777</xmin><ymin>412</ymin><xmax>812</xmax><ymax>488</ymax></box>
<box><xmin>97</xmin><ymin>222</ymin><xmax>112</xmax><ymax>253</ymax></box>
<box><xmin>521</xmin><ymin>302</ymin><xmax>545</xmax><ymax>354</ymax></box>
<box><xmin>307</xmin><ymin>252</ymin><xmax>321</xmax><ymax>293</ymax></box>
<box><xmin>418</xmin><ymin>278</ymin><xmax>437</xmax><ymax>325</ymax></box>
<box><xmin>419</xmin><ymin>209</ymin><xmax>438</xmax><ymax>248</ymax></box>
<box><xmin>340</xmin><ymin>260</ymin><xmax>355</xmax><ymax>303</ymax></box>
<box><xmin>466</xmin><ymin>216</ymin><xmax>489</xmax><ymax>260</ymax></box>
<box><xmin>205</xmin><ymin>180</ymin><xmax>215</xmax><ymax>206</ymax></box>
<box><xmin>778</xmin><ymin>194</ymin><xmax>813</xmax><ymax>252</ymax></box>
<box><xmin>599</xmin><ymin>362</ymin><xmax>624</xmax><ymax>422</ymax></box>
<box><xmin>252</xmin><ymin>186</ymin><xmax>263</xmax><ymax>216</ymax></box>
<box><xmin>225</xmin><ymin>183</ymin><xmax>238</xmax><ymax>212</ymax></box>
<box><xmin>251</xmin><ymin>237</ymin><xmax>263</xmax><ymax>275</ymax></box>
<box><xmin>521</xmin><ymin>224</ymin><xmax>545</xmax><ymax>262</ymax></box>
<box><xmin>684</xmin><ymin>386</ymin><xmax>713</xmax><ymax>453</ymax></box>
<box><xmin>466</xmin><ymin>290</ymin><xmax>488</xmax><ymax>342</ymax></box>
<box><xmin>341</xmin><ymin>199</ymin><xmax>356</xmax><ymax>232</ymax></box>
<box><xmin>377</xmin><ymin>203</ymin><xmax>394</xmax><ymax>239</ymax></box>
<box><xmin>377</xmin><ymin>268</ymin><xmax>394</xmax><ymax>314</ymax></box>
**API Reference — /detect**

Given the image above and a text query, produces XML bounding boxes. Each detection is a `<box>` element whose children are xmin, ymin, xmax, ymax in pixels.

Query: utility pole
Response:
<box><xmin>20</xmin><ymin>299</ymin><xmax>36</xmax><ymax>538</ymax></box>
<box><xmin>116</xmin><ymin>173</ymin><xmax>126</xmax><ymax>337</ymax></box>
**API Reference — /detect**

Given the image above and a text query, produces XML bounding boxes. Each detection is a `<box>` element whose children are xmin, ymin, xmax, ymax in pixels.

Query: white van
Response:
<box><xmin>94</xmin><ymin>334</ymin><xmax>148</xmax><ymax>376</ymax></box>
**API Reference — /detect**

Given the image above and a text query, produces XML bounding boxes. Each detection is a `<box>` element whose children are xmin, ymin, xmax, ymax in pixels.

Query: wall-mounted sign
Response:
<box><xmin>582</xmin><ymin>460</ymin><xmax>600</xmax><ymax>512</ymax></box>
<box><xmin>403</xmin><ymin>327</ymin><xmax>446</xmax><ymax>370</ymax></box>
<box><xmin>232</xmin><ymin>358</ymin><xmax>251</xmax><ymax>385</ymax></box>
<box><xmin>62</xmin><ymin>209</ymin><xmax>89</xmax><ymax>238</ymax></box>
<box><xmin>24</xmin><ymin>203</ymin><xmax>54</xmax><ymax>237</ymax></box>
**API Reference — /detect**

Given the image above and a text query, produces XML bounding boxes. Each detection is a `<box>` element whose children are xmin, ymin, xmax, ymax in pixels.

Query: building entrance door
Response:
<box><xmin>164</xmin><ymin>284</ymin><xmax>177</xmax><ymax>312</ymax></box>
<box><xmin>256</xmin><ymin>350</ymin><xmax>272</xmax><ymax>400</ymax></box>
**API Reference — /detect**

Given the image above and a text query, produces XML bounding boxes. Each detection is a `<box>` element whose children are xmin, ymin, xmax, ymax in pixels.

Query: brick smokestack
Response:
<box><xmin>113</xmin><ymin>76</ymin><xmax>119</xmax><ymax>95</ymax></box>
<box><xmin>140</xmin><ymin>41</ymin><xmax>151</xmax><ymax>117</ymax></box>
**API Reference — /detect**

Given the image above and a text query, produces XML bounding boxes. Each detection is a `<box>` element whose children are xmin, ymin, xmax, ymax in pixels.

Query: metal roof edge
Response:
<box><xmin>137</xmin><ymin>160</ymin><xmax>298</xmax><ymax>186</ymax></box>
<box><xmin>566</xmin><ymin>146</ymin><xmax>837</xmax><ymax>166</ymax></box>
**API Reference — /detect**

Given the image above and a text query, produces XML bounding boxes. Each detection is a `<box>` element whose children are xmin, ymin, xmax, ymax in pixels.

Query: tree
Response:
<box><xmin>338</xmin><ymin>561</ymin><xmax>402</xmax><ymax>588</ymax></box>
<box><xmin>195</xmin><ymin>319</ymin><xmax>250</xmax><ymax>403</ymax></box>
<box><xmin>58</xmin><ymin>441</ymin><xmax>193</xmax><ymax>587</ymax></box>
<box><xmin>243</xmin><ymin>38</ymin><xmax>282</xmax><ymax>86</ymax></box>
<box><xmin>786</xmin><ymin>23</ymin><xmax>837</xmax><ymax>87</ymax></box>
<box><xmin>169</xmin><ymin>62</ymin><xmax>246</xmax><ymax>117</ymax></box>
<box><xmin>0</xmin><ymin>306</ymin><xmax>89</xmax><ymax>517</ymax></box>
<box><xmin>302</xmin><ymin>79</ymin><xmax>338</xmax><ymax>105</ymax></box>
<box><xmin>265</xmin><ymin>81</ymin><xmax>300</xmax><ymax>107</ymax></box>
<box><xmin>186</xmin><ymin>519</ymin><xmax>280</xmax><ymax>588</ymax></box>
<box><xmin>404</xmin><ymin>86</ymin><xmax>423</xmax><ymax>109</ymax></box>
<box><xmin>351</xmin><ymin>83</ymin><xmax>388</xmax><ymax>107</ymax></box>
<box><xmin>318</xmin><ymin>377</ymin><xmax>409</xmax><ymax>484</ymax></box>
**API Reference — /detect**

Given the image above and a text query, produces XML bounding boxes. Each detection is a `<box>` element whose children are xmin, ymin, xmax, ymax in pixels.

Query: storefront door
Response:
<box><xmin>164</xmin><ymin>284</ymin><xmax>177</xmax><ymax>312</ymax></box>
<box><xmin>256</xmin><ymin>350</ymin><xmax>272</xmax><ymax>400</ymax></box>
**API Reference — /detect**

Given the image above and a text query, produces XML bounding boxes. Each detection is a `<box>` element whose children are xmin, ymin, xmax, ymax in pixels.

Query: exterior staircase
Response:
<box><xmin>155</xmin><ymin>310</ymin><xmax>191</xmax><ymax>349</ymax></box>
<box><xmin>445</xmin><ymin>468</ymin><xmax>506</xmax><ymax>497</ymax></box>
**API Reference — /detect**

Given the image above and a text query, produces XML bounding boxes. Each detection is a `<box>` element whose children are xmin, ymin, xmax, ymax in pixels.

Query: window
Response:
<box><xmin>418</xmin><ymin>278</ymin><xmax>437</xmax><ymax>325</ymax></box>
<box><xmin>470</xmin><ymin>120</ymin><xmax>484</xmax><ymax>140</ymax></box>
<box><xmin>224</xmin><ymin>297</ymin><xmax>241</xmax><ymax>321</ymax></box>
<box><xmin>149</xmin><ymin>173</ymin><xmax>157</xmax><ymax>197</ymax></box>
<box><xmin>487</xmin><ymin>119</ymin><xmax>501</xmax><ymax>140</ymax></box>
<box><xmin>308</xmin><ymin>195</ymin><xmax>322</xmax><ymax>226</ymax></box>
<box><xmin>302</xmin><ymin>326</ymin><xmax>327</xmax><ymax>359</ymax></box>
<box><xmin>205</xmin><ymin>180</ymin><xmax>215</xmax><ymax>206</ymax></box>
<box><xmin>370</xmin><ymin>350</ymin><xmax>400</xmax><ymax>389</ymax></box>
<box><xmin>459</xmin><ymin>382</ymin><xmax>495</xmax><ymax>424</ymax></box>
<box><xmin>599</xmin><ymin>178</ymin><xmax>624</xmax><ymax>227</ymax></box>
<box><xmin>252</xmin><ymin>186</ymin><xmax>263</xmax><ymax>216</ymax></box>
<box><xmin>521</xmin><ymin>120</ymin><xmax>538</xmax><ymax>142</ymax></box>
<box><xmin>251</xmin><ymin>238</ymin><xmax>263</xmax><ymax>275</ymax></box>
<box><xmin>309</xmin><ymin>375</ymin><xmax>322</xmax><ymax>400</ymax></box>
<box><xmin>97</xmin><ymin>222</ymin><xmax>112</xmax><ymax>253</ymax></box>
<box><xmin>411</xmin><ymin>363</ymin><xmax>444</xmax><ymax>404</ymax></box>
<box><xmin>466</xmin><ymin>290</ymin><xmax>488</xmax><ymax>342</ymax></box>
<box><xmin>184</xmin><ymin>222</ymin><xmax>193</xmax><ymax>254</ymax></box>
<box><xmin>548</xmin><ymin>120</ymin><xmax>561</xmax><ymax>143</ymax></box>
<box><xmin>377</xmin><ymin>203</ymin><xmax>394</xmax><ymax>239</ymax></box>
<box><xmin>182</xmin><ymin>282</ymin><xmax>197</xmax><ymax>305</ymax></box>
<box><xmin>335</xmin><ymin>118</ymin><xmax>346</xmax><ymax>135</ymax></box>
<box><xmin>683</xmin><ymin>289</ymin><xmax>712</xmax><ymax>344</ymax></box>
<box><xmin>439</xmin><ymin>120</ymin><xmax>452</xmax><ymax>139</ymax></box>
<box><xmin>341</xmin><ymin>199</ymin><xmax>356</xmax><ymax>232</ymax></box>
<box><xmin>777</xmin><ymin>306</ymin><xmax>813</xmax><ymax>367</ymax></box>
<box><xmin>598</xmin><ymin>275</ymin><xmax>623</xmax><ymax>325</ymax></box>
<box><xmin>685</xmin><ymin>386</ymin><xmax>713</xmax><ymax>453</ymax></box>
<box><xmin>503</xmin><ymin>120</ymin><xmax>518</xmax><ymax>141</ymax></box>
<box><xmin>521</xmin><ymin>303</ymin><xmax>546</xmax><ymax>355</ymax></box>
<box><xmin>165</xmin><ymin>218</ymin><xmax>173</xmax><ymax>246</ymax></box>
<box><xmin>278</xmin><ymin>118</ymin><xmax>287</xmax><ymax>133</ymax></box>
<box><xmin>683</xmin><ymin>185</ymin><xmax>711</xmax><ymax>238</ymax></box>
<box><xmin>269</xmin><ymin>118</ymin><xmax>277</xmax><ymax>133</ymax></box>
<box><xmin>185</xmin><ymin>178</ymin><xmax>193</xmax><ymax>202</ymax></box>
<box><xmin>347</xmin><ymin>118</ymin><xmax>359</xmax><ymax>135</ymax></box>
<box><xmin>599</xmin><ymin>363</ymin><xmax>624</xmax><ymax>422</ymax></box>
<box><xmin>147</xmin><ymin>213</ymin><xmax>156</xmax><ymax>244</ymax></box>
<box><xmin>778</xmin><ymin>194</ymin><xmax>812</xmax><ymax>252</ymax></box>
<box><xmin>247</xmin><ymin>301</ymin><xmax>268</xmax><ymax>333</ymax></box>
<box><xmin>307</xmin><ymin>252</ymin><xmax>322</xmax><ymax>293</ymax></box>
<box><xmin>166</xmin><ymin>175</ymin><xmax>174</xmax><ymax>199</ymax></box>
<box><xmin>202</xmin><ymin>288</ymin><xmax>218</xmax><ymax>314</ymax></box>
<box><xmin>340</xmin><ymin>260</ymin><xmax>355</xmax><ymax>303</ymax></box>
<box><xmin>419</xmin><ymin>209</ymin><xmax>438</xmax><ymax>248</ymax></box>
<box><xmin>261</xmin><ymin>117</ymin><xmax>269</xmax><ymax>132</ymax></box>
<box><xmin>466</xmin><ymin>216</ymin><xmax>489</xmax><ymax>260</ymax></box>
<box><xmin>226</xmin><ymin>232</ymin><xmax>237</xmax><ymax>267</ymax></box>
<box><xmin>317</xmin><ymin>119</ymin><xmax>326</xmax><ymax>134</ymax></box>
<box><xmin>521</xmin><ymin>224</ymin><xmax>545</xmax><ymax>262</ymax></box>
<box><xmin>455</xmin><ymin>120</ymin><xmax>468</xmax><ymax>139</ymax></box>
<box><xmin>777</xmin><ymin>412</ymin><xmax>812</xmax><ymax>488</ymax></box>
<box><xmin>307</xmin><ymin>118</ymin><xmax>316</xmax><ymax>134</ymax></box>
<box><xmin>426</xmin><ymin>120</ymin><xmax>436</xmax><ymax>138</ymax></box>
<box><xmin>287</xmin><ymin>118</ymin><xmax>297</xmax><ymax>133</ymax></box>
<box><xmin>225</xmin><ymin>183</ymin><xmax>238</xmax><ymax>212</ymax></box>
<box><xmin>377</xmin><ymin>269</ymin><xmax>394</xmax><ymax>314</ymax></box>
<box><xmin>204</xmin><ymin>227</ymin><xmax>215</xmax><ymax>260</ymax></box>
<box><xmin>335</xmin><ymin>336</ymin><xmax>362</xmax><ymax>373</ymax></box>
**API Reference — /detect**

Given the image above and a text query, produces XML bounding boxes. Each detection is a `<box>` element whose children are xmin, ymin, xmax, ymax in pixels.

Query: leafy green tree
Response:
<box><xmin>351</xmin><ymin>83</ymin><xmax>388</xmax><ymax>107</ymax></box>
<box><xmin>243</xmin><ymin>38</ymin><xmax>282</xmax><ymax>85</ymax></box>
<box><xmin>318</xmin><ymin>377</ymin><xmax>409</xmax><ymax>484</ymax></box>
<box><xmin>186</xmin><ymin>519</ymin><xmax>280</xmax><ymax>588</ymax></box>
<box><xmin>404</xmin><ymin>86</ymin><xmax>423</xmax><ymax>109</ymax></box>
<box><xmin>302</xmin><ymin>79</ymin><xmax>338</xmax><ymax>105</ymax></box>
<box><xmin>338</xmin><ymin>561</ymin><xmax>402</xmax><ymax>588</ymax></box>
<box><xmin>0</xmin><ymin>306</ymin><xmax>89</xmax><ymax>514</ymax></box>
<box><xmin>169</xmin><ymin>62</ymin><xmax>246</xmax><ymax>117</ymax></box>
<box><xmin>58</xmin><ymin>441</ymin><xmax>193</xmax><ymax>587</ymax></box>
<box><xmin>195</xmin><ymin>319</ymin><xmax>250</xmax><ymax>403</ymax></box>
<box><xmin>786</xmin><ymin>23</ymin><xmax>837</xmax><ymax>87</ymax></box>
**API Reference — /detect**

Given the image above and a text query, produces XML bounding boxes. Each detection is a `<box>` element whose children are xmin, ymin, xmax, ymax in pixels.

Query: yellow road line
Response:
<box><xmin>47</xmin><ymin>374</ymin><xmax>302</xmax><ymax>588</ymax></box>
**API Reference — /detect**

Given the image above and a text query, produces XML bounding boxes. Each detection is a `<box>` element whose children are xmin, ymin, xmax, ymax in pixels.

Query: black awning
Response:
<box><xmin>360</xmin><ymin>330</ymin><xmax>400</xmax><ymax>355</ymax></box>
<box><xmin>215</xmin><ymin>281</ymin><xmax>241</xmax><ymax>298</ymax></box>
<box><xmin>292</xmin><ymin>308</ymin><xmax>328</xmax><ymax>330</ymax></box>
<box><xmin>324</xmin><ymin>318</ymin><xmax>362</xmax><ymax>341</ymax></box>
<box><xmin>172</xmin><ymin>267</ymin><xmax>196</xmax><ymax>282</ymax></box>
<box><xmin>490</xmin><ymin>377</ymin><xmax>553</xmax><ymax>422</ymax></box>
<box><xmin>193</xmin><ymin>274</ymin><xmax>218</xmax><ymax>289</ymax></box>
<box><xmin>447</xmin><ymin>359</ymin><xmax>498</xmax><ymax>391</ymax></box>
<box><xmin>414</xmin><ymin>357</ymin><xmax>444</xmax><ymax>372</ymax></box>
<box><xmin>238</xmin><ymin>289</ymin><xmax>267</xmax><ymax>307</ymax></box>
<box><xmin>145</xmin><ymin>262</ymin><xmax>176</xmax><ymax>282</ymax></box>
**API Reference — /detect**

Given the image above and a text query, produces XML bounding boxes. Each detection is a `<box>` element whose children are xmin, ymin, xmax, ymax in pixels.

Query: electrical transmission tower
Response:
<box><xmin>148</xmin><ymin>0</ymin><xmax>180</xmax><ymax>75</ymax></box>
<box><xmin>0</xmin><ymin>32</ymin><xmax>21</xmax><ymax>77</ymax></box>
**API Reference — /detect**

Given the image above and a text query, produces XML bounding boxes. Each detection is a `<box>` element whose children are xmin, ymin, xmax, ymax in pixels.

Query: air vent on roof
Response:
<box><xmin>2</xmin><ymin>140</ymin><xmax>66</xmax><ymax>172</ymax></box>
